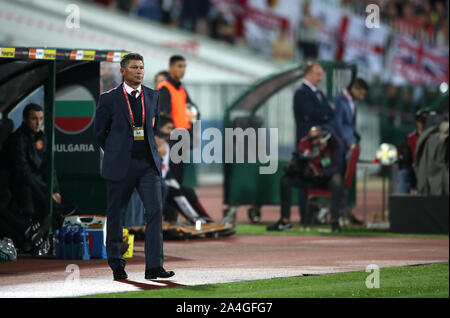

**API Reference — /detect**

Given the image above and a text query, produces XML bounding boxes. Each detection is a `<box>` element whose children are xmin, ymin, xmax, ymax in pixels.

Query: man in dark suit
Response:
<box><xmin>333</xmin><ymin>78</ymin><xmax>368</xmax><ymax>151</ymax></box>
<box><xmin>94</xmin><ymin>53</ymin><xmax>174</xmax><ymax>281</ymax></box>
<box><xmin>294</xmin><ymin>63</ymin><xmax>334</xmax><ymax>145</ymax></box>
<box><xmin>293</xmin><ymin>63</ymin><xmax>334</xmax><ymax>223</ymax></box>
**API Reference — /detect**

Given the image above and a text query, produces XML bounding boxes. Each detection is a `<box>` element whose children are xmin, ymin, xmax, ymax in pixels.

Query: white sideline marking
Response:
<box><xmin>0</xmin><ymin>267</ymin><xmax>335</xmax><ymax>298</ymax></box>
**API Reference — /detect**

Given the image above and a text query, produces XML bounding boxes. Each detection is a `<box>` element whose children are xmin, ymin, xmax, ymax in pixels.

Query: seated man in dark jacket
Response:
<box><xmin>0</xmin><ymin>117</ymin><xmax>44</xmax><ymax>254</ymax></box>
<box><xmin>268</xmin><ymin>126</ymin><xmax>346</xmax><ymax>232</ymax></box>
<box><xmin>3</xmin><ymin>103</ymin><xmax>74</xmax><ymax>232</ymax></box>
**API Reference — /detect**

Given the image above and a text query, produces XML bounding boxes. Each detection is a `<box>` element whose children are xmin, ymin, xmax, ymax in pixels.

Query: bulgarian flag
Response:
<box><xmin>55</xmin><ymin>100</ymin><xmax>95</xmax><ymax>134</ymax></box>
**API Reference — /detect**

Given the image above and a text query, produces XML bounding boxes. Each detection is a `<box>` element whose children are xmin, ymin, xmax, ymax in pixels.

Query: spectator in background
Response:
<box><xmin>271</xmin><ymin>25</ymin><xmax>295</xmax><ymax>63</ymax></box>
<box><xmin>333</xmin><ymin>78</ymin><xmax>368</xmax><ymax>152</ymax></box>
<box><xmin>159</xmin><ymin>0</ymin><xmax>182</xmax><ymax>26</ymax></box>
<box><xmin>154</xmin><ymin>70</ymin><xmax>169</xmax><ymax>87</ymax></box>
<box><xmin>179</xmin><ymin>0</ymin><xmax>211</xmax><ymax>33</ymax></box>
<box><xmin>100</xmin><ymin>63</ymin><xmax>120</xmax><ymax>93</ymax></box>
<box><xmin>209</xmin><ymin>2</ymin><xmax>236</xmax><ymax>45</ymax></box>
<box><xmin>136</xmin><ymin>0</ymin><xmax>162</xmax><ymax>22</ymax></box>
<box><xmin>382</xmin><ymin>0</ymin><xmax>400</xmax><ymax>24</ymax></box>
<box><xmin>296</xmin><ymin>1</ymin><xmax>321</xmax><ymax>60</ymax></box>
<box><xmin>397</xmin><ymin>108</ymin><xmax>430</xmax><ymax>194</ymax></box>
<box><xmin>116</xmin><ymin>0</ymin><xmax>138</xmax><ymax>14</ymax></box>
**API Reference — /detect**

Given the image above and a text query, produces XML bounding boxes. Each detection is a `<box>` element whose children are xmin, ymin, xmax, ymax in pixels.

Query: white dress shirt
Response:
<box><xmin>123</xmin><ymin>82</ymin><xmax>142</xmax><ymax>98</ymax></box>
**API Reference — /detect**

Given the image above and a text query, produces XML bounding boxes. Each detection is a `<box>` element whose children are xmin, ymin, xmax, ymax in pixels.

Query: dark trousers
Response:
<box><xmin>10</xmin><ymin>180</ymin><xmax>74</xmax><ymax>231</ymax></box>
<box><xmin>281</xmin><ymin>173</ymin><xmax>344</xmax><ymax>226</ymax></box>
<box><xmin>11</xmin><ymin>181</ymin><xmax>45</xmax><ymax>220</ymax></box>
<box><xmin>106</xmin><ymin>157</ymin><xmax>163</xmax><ymax>271</ymax></box>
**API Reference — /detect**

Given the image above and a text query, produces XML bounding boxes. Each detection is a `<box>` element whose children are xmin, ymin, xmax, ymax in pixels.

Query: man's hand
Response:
<box><xmin>309</xmin><ymin>163</ymin><xmax>320</xmax><ymax>177</ymax></box>
<box><xmin>52</xmin><ymin>193</ymin><xmax>62</xmax><ymax>204</ymax></box>
<box><xmin>155</xmin><ymin>136</ymin><xmax>167</xmax><ymax>157</ymax></box>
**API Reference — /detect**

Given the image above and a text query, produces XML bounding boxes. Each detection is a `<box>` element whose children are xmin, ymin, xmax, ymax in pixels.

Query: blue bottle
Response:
<box><xmin>79</xmin><ymin>228</ymin><xmax>91</xmax><ymax>260</ymax></box>
<box><xmin>53</xmin><ymin>230</ymin><xmax>60</xmax><ymax>258</ymax></box>
<box><xmin>58</xmin><ymin>229</ymin><xmax>67</xmax><ymax>259</ymax></box>
<box><xmin>65</xmin><ymin>228</ymin><xmax>74</xmax><ymax>260</ymax></box>
<box><xmin>73</xmin><ymin>227</ymin><xmax>82</xmax><ymax>259</ymax></box>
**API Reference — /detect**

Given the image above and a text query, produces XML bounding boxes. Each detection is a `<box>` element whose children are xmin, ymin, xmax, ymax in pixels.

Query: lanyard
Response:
<box><xmin>122</xmin><ymin>84</ymin><xmax>145</xmax><ymax>127</ymax></box>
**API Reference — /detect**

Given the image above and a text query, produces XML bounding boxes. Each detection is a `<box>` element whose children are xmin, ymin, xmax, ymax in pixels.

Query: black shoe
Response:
<box><xmin>31</xmin><ymin>236</ymin><xmax>50</xmax><ymax>257</ymax></box>
<box><xmin>267</xmin><ymin>220</ymin><xmax>292</xmax><ymax>232</ymax></box>
<box><xmin>349</xmin><ymin>214</ymin><xmax>363</xmax><ymax>225</ymax></box>
<box><xmin>145</xmin><ymin>267</ymin><xmax>175</xmax><ymax>280</ymax></box>
<box><xmin>113</xmin><ymin>267</ymin><xmax>128</xmax><ymax>280</ymax></box>
<box><xmin>24</xmin><ymin>221</ymin><xmax>41</xmax><ymax>240</ymax></box>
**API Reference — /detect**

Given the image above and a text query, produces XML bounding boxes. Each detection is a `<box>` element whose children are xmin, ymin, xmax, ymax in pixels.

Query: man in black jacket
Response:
<box><xmin>3</xmin><ymin>103</ymin><xmax>71</xmax><ymax>229</ymax></box>
<box><xmin>0</xmin><ymin>114</ymin><xmax>48</xmax><ymax>254</ymax></box>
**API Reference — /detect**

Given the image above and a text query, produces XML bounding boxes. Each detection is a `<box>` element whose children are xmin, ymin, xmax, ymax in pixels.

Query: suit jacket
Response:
<box><xmin>94</xmin><ymin>83</ymin><xmax>162</xmax><ymax>181</ymax></box>
<box><xmin>293</xmin><ymin>83</ymin><xmax>334</xmax><ymax>145</ymax></box>
<box><xmin>333</xmin><ymin>91</ymin><xmax>359</xmax><ymax>150</ymax></box>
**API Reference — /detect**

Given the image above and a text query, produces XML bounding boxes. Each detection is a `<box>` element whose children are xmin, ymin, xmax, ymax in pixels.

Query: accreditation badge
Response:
<box><xmin>133</xmin><ymin>126</ymin><xmax>145</xmax><ymax>140</ymax></box>
<box><xmin>320</xmin><ymin>157</ymin><xmax>332</xmax><ymax>168</ymax></box>
<box><xmin>152</xmin><ymin>117</ymin><xmax>155</xmax><ymax>128</ymax></box>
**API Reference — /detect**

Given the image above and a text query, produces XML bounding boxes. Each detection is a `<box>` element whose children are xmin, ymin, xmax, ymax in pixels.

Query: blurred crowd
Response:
<box><xmin>82</xmin><ymin>0</ymin><xmax>241</xmax><ymax>45</ymax></box>
<box><xmin>89</xmin><ymin>0</ymin><xmax>448</xmax><ymax>136</ymax></box>
<box><xmin>82</xmin><ymin>0</ymin><xmax>449</xmax><ymax>61</ymax></box>
<box><xmin>341</xmin><ymin>0</ymin><xmax>449</xmax><ymax>46</ymax></box>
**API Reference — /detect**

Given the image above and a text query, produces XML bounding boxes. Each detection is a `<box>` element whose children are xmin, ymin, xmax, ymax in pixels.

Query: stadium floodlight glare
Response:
<box><xmin>439</xmin><ymin>82</ymin><xmax>449</xmax><ymax>94</ymax></box>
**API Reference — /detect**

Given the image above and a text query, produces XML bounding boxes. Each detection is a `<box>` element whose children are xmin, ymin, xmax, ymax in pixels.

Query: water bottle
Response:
<box><xmin>79</xmin><ymin>228</ymin><xmax>91</xmax><ymax>260</ymax></box>
<box><xmin>72</xmin><ymin>226</ymin><xmax>83</xmax><ymax>259</ymax></box>
<box><xmin>65</xmin><ymin>228</ymin><xmax>74</xmax><ymax>260</ymax></box>
<box><xmin>52</xmin><ymin>230</ymin><xmax>59</xmax><ymax>258</ymax></box>
<box><xmin>72</xmin><ymin>227</ymin><xmax>80</xmax><ymax>259</ymax></box>
<box><xmin>58</xmin><ymin>229</ymin><xmax>66</xmax><ymax>259</ymax></box>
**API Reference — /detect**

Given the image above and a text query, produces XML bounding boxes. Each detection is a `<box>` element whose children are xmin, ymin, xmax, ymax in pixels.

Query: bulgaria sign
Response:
<box><xmin>54</xmin><ymin>84</ymin><xmax>99</xmax><ymax>175</ymax></box>
<box><xmin>55</xmin><ymin>85</ymin><xmax>96</xmax><ymax>135</ymax></box>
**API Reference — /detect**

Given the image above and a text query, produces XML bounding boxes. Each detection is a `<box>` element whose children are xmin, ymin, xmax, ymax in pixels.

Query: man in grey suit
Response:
<box><xmin>94</xmin><ymin>53</ymin><xmax>174</xmax><ymax>281</ymax></box>
<box><xmin>332</xmin><ymin>78</ymin><xmax>368</xmax><ymax>152</ymax></box>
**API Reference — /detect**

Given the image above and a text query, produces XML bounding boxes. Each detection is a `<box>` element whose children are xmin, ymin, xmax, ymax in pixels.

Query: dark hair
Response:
<box><xmin>23</xmin><ymin>103</ymin><xmax>43</xmax><ymax>119</ymax></box>
<box><xmin>348</xmin><ymin>78</ymin><xmax>369</xmax><ymax>91</ymax></box>
<box><xmin>169</xmin><ymin>55</ymin><xmax>185</xmax><ymax>66</ymax></box>
<box><xmin>154</xmin><ymin>70</ymin><xmax>169</xmax><ymax>83</ymax></box>
<box><xmin>159</xmin><ymin>113</ymin><xmax>173</xmax><ymax>127</ymax></box>
<box><xmin>415</xmin><ymin>108</ymin><xmax>430</xmax><ymax>123</ymax></box>
<box><xmin>120</xmin><ymin>52</ymin><xmax>144</xmax><ymax>68</ymax></box>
